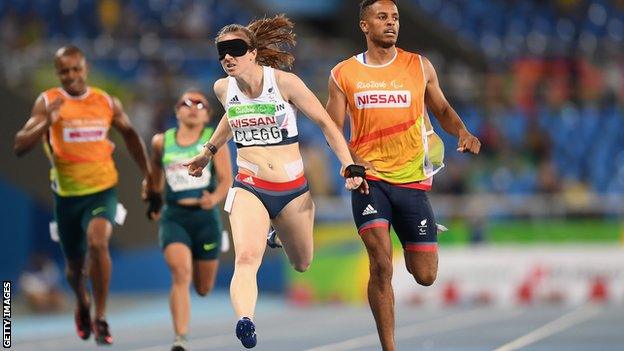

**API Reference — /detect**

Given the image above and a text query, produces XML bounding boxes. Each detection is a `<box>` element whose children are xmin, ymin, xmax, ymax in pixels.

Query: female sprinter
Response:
<box><xmin>184</xmin><ymin>15</ymin><xmax>366</xmax><ymax>349</ymax></box>
<box><xmin>146</xmin><ymin>91</ymin><xmax>232</xmax><ymax>351</ymax></box>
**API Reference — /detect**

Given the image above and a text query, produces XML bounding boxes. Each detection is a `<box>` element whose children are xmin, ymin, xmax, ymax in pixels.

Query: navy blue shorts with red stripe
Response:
<box><xmin>351</xmin><ymin>178</ymin><xmax>438</xmax><ymax>252</ymax></box>
<box><xmin>233</xmin><ymin>174</ymin><xmax>309</xmax><ymax>219</ymax></box>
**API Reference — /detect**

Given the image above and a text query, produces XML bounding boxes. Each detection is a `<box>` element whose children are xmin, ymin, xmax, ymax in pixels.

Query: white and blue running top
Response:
<box><xmin>225</xmin><ymin>66</ymin><xmax>299</xmax><ymax>148</ymax></box>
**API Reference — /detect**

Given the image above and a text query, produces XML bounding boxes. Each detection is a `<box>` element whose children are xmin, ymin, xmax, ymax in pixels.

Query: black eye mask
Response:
<box><xmin>217</xmin><ymin>39</ymin><xmax>250</xmax><ymax>60</ymax></box>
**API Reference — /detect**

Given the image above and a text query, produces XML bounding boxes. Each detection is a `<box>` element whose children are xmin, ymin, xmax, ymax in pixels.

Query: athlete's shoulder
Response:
<box><xmin>161</xmin><ymin>128</ymin><xmax>176</xmax><ymax>145</ymax></box>
<box><xmin>40</xmin><ymin>87</ymin><xmax>62</xmax><ymax>105</ymax></box>
<box><xmin>151</xmin><ymin>132</ymin><xmax>165</xmax><ymax>151</ymax></box>
<box><xmin>88</xmin><ymin>86</ymin><xmax>115</xmax><ymax>109</ymax></box>
<box><xmin>274</xmin><ymin>68</ymin><xmax>298</xmax><ymax>85</ymax></box>
<box><xmin>395</xmin><ymin>47</ymin><xmax>417</xmax><ymax>56</ymax></box>
<box><xmin>331</xmin><ymin>55</ymin><xmax>358</xmax><ymax>71</ymax></box>
<box><xmin>396</xmin><ymin>48</ymin><xmax>424</xmax><ymax>63</ymax></box>
<box><xmin>213</xmin><ymin>78</ymin><xmax>229</xmax><ymax>99</ymax></box>
<box><xmin>213</xmin><ymin>77</ymin><xmax>228</xmax><ymax>90</ymax></box>
<box><xmin>89</xmin><ymin>86</ymin><xmax>111</xmax><ymax>97</ymax></box>
<box><xmin>42</xmin><ymin>87</ymin><xmax>62</xmax><ymax>95</ymax></box>
<box><xmin>331</xmin><ymin>55</ymin><xmax>358</xmax><ymax>86</ymax></box>
<box><xmin>273</xmin><ymin>67</ymin><xmax>294</xmax><ymax>78</ymax></box>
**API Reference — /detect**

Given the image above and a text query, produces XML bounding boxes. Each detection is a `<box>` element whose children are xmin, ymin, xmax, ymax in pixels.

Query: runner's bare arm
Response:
<box><xmin>14</xmin><ymin>96</ymin><xmax>63</xmax><ymax>157</ymax></box>
<box><xmin>326</xmin><ymin>76</ymin><xmax>348</xmax><ymax>132</ymax></box>
<box><xmin>280</xmin><ymin>72</ymin><xmax>355</xmax><ymax>169</ymax></box>
<box><xmin>208</xmin><ymin>140</ymin><xmax>233</xmax><ymax>204</ymax></box>
<box><xmin>185</xmin><ymin>79</ymin><xmax>233</xmax><ymax>177</ymax></box>
<box><xmin>148</xmin><ymin>133</ymin><xmax>165</xmax><ymax>194</ymax></box>
<box><xmin>204</xmin><ymin>78</ymin><xmax>233</xmax><ymax>151</ymax></box>
<box><xmin>326</xmin><ymin>76</ymin><xmax>375</xmax><ymax>170</ymax></box>
<box><xmin>422</xmin><ymin>57</ymin><xmax>480</xmax><ymax>154</ymax></box>
<box><xmin>110</xmin><ymin>96</ymin><xmax>155</xmax><ymax>187</ymax></box>
<box><xmin>144</xmin><ymin>133</ymin><xmax>164</xmax><ymax>219</ymax></box>
<box><xmin>204</xmin><ymin>114</ymin><xmax>232</xmax><ymax>151</ymax></box>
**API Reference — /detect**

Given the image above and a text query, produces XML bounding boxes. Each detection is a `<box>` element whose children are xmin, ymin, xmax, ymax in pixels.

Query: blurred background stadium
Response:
<box><xmin>1</xmin><ymin>0</ymin><xmax>623</xmax><ymax>350</ymax></box>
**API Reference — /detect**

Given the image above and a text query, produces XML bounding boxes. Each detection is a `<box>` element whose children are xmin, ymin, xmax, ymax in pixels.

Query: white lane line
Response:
<box><xmin>492</xmin><ymin>304</ymin><xmax>603</xmax><ymax>351</ymax></box>
<box><xmin>130</xmin><ymin>333</ymin><xmax>234</xmax><ymax>351</ymax></box>
<box><xmin>128</xmin><ymin>308</ymin><xmax>372</xmax><ymax>351</ymax></box>
<box><xmin>305</xmin><ymin>308</ymin><xmax>522</xmax><ymax>351</ymax></box>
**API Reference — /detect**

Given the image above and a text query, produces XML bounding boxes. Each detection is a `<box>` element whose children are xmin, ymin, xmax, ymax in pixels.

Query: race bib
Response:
<box><xmin>165</xmin><ymin>162</ymin><xmax>211</xmax><ymax>192</ymax></box>
<box><xmin>228</xmin><ymin>103</ymin><xmax>283</xmax><ymax>146</ymax></box>
<box><xmin>63</xmin><ymin>126</ymin><xmax>108</xmax><ymax>142</ymax></box>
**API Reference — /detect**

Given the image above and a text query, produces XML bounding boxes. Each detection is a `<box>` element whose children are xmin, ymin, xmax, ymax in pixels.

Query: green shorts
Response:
<box><xmin>159</xmin><ymin>203</ymin><xmax>222</xmax><ymax>260</ymax></box>
<box><xmin>53</xmin><ymin>187</ymin><xmax>117</xmax><ymax>260</ymax></box>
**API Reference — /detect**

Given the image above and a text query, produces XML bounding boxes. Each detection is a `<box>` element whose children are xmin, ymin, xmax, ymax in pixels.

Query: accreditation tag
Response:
<box><xmin>221</xmin><ymin>230</ymin><xmax>230</xmax><ymax>253</ymax></box>
<box><xmin>115</xmin><ymin>203</ymin><xmax>128</xmax><ymax>225</ymax></box>
<box><xmin>49</xmin><ymin>221</ymin><xmax>59</xmax><ymax>242</ymax></box>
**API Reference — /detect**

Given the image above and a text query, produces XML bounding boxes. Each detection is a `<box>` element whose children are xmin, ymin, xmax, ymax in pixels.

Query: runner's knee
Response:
<box><xmin>87</xmin><ymin>228</ymin><xmax>110</xmax><ymax>253</ymax></box>
<box><xmin>406</xmin><ymin>254</ymin><xmax>438</xmax><ymax>286</ymax></box>
<box><xmin>194</xmin><ymin>280</ymin><xmax>214</xmax><ymax>296</ymax></box>
<box><xmin>412</xmin><ymin>268</ymin><xmax>437</xmax><ymax>286</ymax></box>
<box><xmin>65</xmin><ymin>263</ymin><xmax>84</xmax><ymax>281</ymax></box>
<box><xmin>290</xmin><ymin>258</ymin><xmax>311</xmax><ymax>273</ymax></box>
<box><xmin>86</xmin><ymin>219</ymin><xmax>111</xmax><ymax>252</ymax></box>
<box><xmin>170</xmin><ymin>264</ymin><xmax>192</xmax><ymax>285</ymax></box>
<box><xmin>235</xmin><ymin>250</ymin><xmax>262</xmax><ymax>268</ymax></box>
<box><xmin>87</xmin><ymin>236</ymin><xmax>108</xmax><ymax>253</ymax></box>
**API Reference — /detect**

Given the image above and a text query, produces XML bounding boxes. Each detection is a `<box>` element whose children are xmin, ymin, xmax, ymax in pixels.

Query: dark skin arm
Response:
<box><xmin>422</xmin><ymin>56</ymin><xmax>481</xmax><ymax>154</ymax></box>
<box><xmin>145</xmin><ymin>133</ymin><xmax>165</xmax><ymax>220</ymax></box>
<box><xmin>148</xmin><ymin>133</ymin><xmax>165</xmax><ymax>194</ymax></box>
<box><xmin>326</xmin><ymin>76</ymin><xmax>376</xmax><ymax>171</ymax></box>
<box><xmin>110</xmin><ymin>96</ymin><xmax>156</xmax><ymax>191</ymax></box>
<box><xmin>14</xmin><ymin>96</ymin><xmax>64</xmax><ymax>157</ymax></box>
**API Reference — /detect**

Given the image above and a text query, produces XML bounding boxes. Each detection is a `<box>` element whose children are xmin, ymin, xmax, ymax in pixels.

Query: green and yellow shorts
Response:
<box><xmin>53</xmin><ymin>187</ymin><xmax>118</xmax><ymax>260</ymax></box>
<box><xmin>159</xmin><ymin>203</ymin><xmax>222</xmax><ymax>260</ymax></box>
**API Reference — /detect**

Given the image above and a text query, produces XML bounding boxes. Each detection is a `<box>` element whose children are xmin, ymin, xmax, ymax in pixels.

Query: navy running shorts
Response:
<box><xmin>232</xmin><ymin>174</ymin><xmax>309</xmax><ymax>219</ymax></box>
<box><xmin>351</xmin><ymin>178</ymin><xmax>438</xmax><ymax>252</ymax></box>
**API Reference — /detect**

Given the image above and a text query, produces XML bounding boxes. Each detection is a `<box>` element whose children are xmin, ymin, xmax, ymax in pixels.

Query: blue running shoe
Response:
<box><xmin>266</xmin><ymin>230</ymin><xmax>282</xmax><ymax>249</ymax></box>
<box><xmin>236</xmin><ymin>317</ymin><xmax>257</xmax><ymax>348</ymax></box>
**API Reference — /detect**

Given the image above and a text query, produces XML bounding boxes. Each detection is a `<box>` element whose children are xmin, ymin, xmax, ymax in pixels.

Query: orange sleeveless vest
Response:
<box><xmin>42</xmin><ymin>87</ymin><xmax>118</xmax><ymax>196</ymax></box>
<box><xmin>331</xmin><ymin>49</ymin><xmax>444</xmax><ymax>186</ymax></box>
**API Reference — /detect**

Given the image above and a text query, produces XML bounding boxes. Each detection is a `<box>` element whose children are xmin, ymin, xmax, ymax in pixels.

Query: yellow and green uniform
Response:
<box><xmin>331</xmin><ymin>48</ymin><xmax>445</xmax><ymax>189</ymax></box>
<box><xmin>159</xmin><ymin>127</ymin><xmax>223</xmax><ymax>260</ymax></box>
<box><xmin>331</xmin><ymin>49</ymin><xmax>444</xmax><ymax>252</ymax></box>
<box><xmin>42</xmin><ymin>87</ymin><xmax>118</xmax><ymax>259</ymax></box>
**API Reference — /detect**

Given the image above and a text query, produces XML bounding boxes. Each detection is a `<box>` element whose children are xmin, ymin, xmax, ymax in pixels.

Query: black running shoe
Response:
<box><xmin>74</xmin><ymin>303</ymin><xmax>91</xmax><ymax>340</ymax></box>
<box><xmin>266</xmin><ymin>230</ymin><xmax>282</xmax><ymax>249</ymax></box>
<box><xmin>94</xmin><ymin>319</ymin><xmax>113</xmax><ymax>345</ymax></box>
<box><xmin>236</xmin><ymin>317</ymin><xmax>257</xmax><ymax>348</ymax></box>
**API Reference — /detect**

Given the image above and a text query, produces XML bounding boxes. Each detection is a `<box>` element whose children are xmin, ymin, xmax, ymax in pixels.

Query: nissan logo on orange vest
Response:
<box><xmin>354</xmin><ymin>90</ymin><xmax>411</xmax><ymax>109</ymax></box>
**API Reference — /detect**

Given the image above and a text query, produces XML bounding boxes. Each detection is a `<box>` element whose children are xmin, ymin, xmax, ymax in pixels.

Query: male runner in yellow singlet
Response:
<box><xmin>327</xmin><ymin>1</ymin><xmax>481</xmax><ymax>350</ymax></box>
<box><xmin>14</xmin><ymin>46</ymin><xmax>155</xmax><ymax>346</ymax></box>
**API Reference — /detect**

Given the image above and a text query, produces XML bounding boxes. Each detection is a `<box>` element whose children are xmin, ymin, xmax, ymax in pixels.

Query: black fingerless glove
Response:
<box><xmin>146</xmin><ymin>192</ymin><xmax>163</xmax><ymax>220</ymax></box>
<box><xmin>344</xmin><ymin>164</ymin><xmax>366</xmax><ymax>178</ymax></box>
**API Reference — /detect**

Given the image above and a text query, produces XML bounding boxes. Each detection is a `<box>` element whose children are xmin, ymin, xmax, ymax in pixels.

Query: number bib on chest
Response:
<box><xmin>228</xmin><ymin>104</ymin><xmax>282</xmax><ymax>146</ymax></box>
<box><xmin>165</xmin><ymin>162</ymin><xmax>211</xmax><ymax>192</ymax></box>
